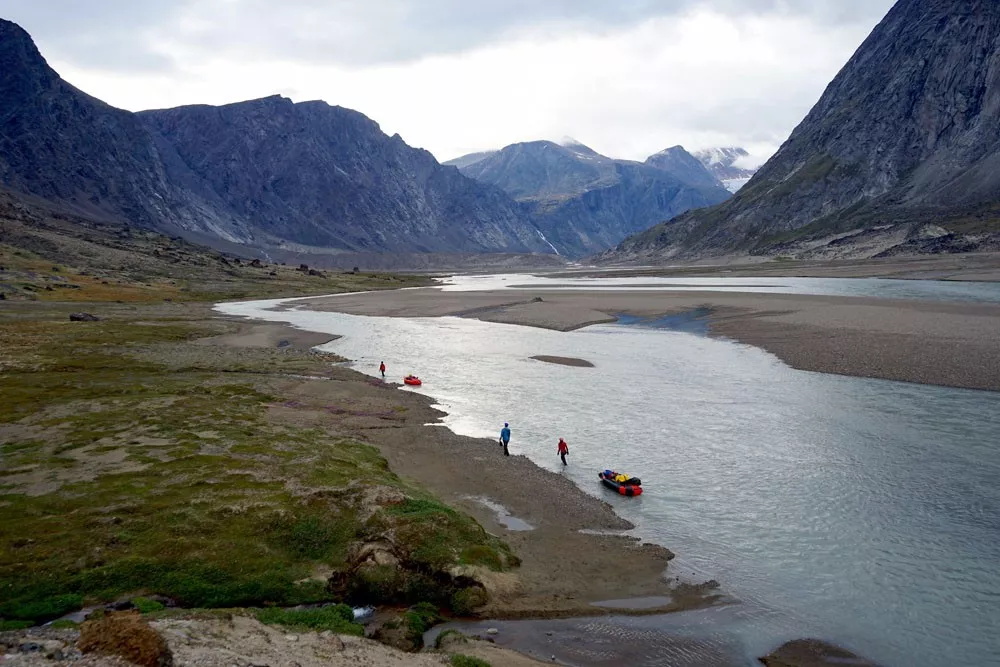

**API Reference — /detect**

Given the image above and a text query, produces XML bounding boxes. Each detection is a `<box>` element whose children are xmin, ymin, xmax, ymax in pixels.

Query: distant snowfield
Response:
<box><xmin>723</xmin><ymin>176</ymin><xmax>752</xmax><ymax>192</ymax></box>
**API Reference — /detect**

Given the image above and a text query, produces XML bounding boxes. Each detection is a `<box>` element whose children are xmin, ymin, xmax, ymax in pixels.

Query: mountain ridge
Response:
<box><xmin>0</xmin><ymin>18</ymin><xmax>557</xmax><ymax>259</ymax></box>
<box><xmin>449</xmin><ymin>140</ymin><xmax>731</xmax><ymax>256</ymax></box>
<box><xmin>600</xmin><ymin>0</ymin><xmax>1000</xmax><ymax>264</ymax></box>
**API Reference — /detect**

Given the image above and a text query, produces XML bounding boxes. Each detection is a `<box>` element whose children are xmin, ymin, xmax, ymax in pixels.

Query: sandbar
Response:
<box><xmin>530</xmin><ymin>355</ymin><xmax>594</xmax><ymax>367</ymax></box>
<box><xmin>295</xmin><ymin>287</ymin><xmax>1000</xmax><ymax>392</ymax></box>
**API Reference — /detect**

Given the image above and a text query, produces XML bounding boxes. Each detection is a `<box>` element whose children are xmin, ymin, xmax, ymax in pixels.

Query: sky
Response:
<box><xmin>5</xmin><ymin>0</ymin><xmax>898</xmax><ymax>165</ymax></box>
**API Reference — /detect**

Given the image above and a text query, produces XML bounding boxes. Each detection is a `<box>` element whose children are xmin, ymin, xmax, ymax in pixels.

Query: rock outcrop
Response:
<box><xmin>0</xmin><ymin>20</ymin><xmax>250</xmax><ymax>245</ymax></box>
<box><xmin>603</xmin><ymin>0</ymin><xmax>1000</xmax><ymax>263</ymax></box>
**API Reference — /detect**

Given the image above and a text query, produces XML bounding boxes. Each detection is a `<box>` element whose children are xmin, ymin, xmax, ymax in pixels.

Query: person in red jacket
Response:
<box><xmin>379</xmin><ymin>361</ymin><xmax>386</xmax><ymax>378</ymax></box>
<box><xmin>557</xmin><ymin>438</ymin><xmax>569</xmax><ymax>466</ymax></box>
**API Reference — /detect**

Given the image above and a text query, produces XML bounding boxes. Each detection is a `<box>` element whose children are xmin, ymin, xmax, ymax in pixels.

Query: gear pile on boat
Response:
<box><xmin>599</xmin><ymin>470</ymin><xmax>643</xmax><ymax>496</ymax></box>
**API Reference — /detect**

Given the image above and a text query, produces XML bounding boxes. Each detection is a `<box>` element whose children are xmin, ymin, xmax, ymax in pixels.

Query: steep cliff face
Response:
<box><xmin>0</xmin><ymin>19</ymin><xmax>251</xmax><ymax>243</ymax></box>
<box><xmin>604</xmin><ymin>0</ymin><xmax>1000</xmax><ymax>263</ymax></box>
<box><xmin>451</xmin><ymin>140</ymin><xmax>730</xmax><ymax>256</ymax></box>
<box><xmin>0</xmin><ymin>19</ymin><xmax>552</xmax><ymax>257</ymax></box>
<box><xmin>139</xmin><ymin>99</ymin><xmax>548</xmax><ymax>253</ymax></box>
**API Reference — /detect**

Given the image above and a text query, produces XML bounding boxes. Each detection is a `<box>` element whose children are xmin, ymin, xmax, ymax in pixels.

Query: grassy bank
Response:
<box><xmin>0</xmin><ymin>207</ymin><xmax>517</xmax><ymax>627</ymax></box>
<box><xmin>0</xmin><ymin>302</ymin><xmax>515</xmax><ymax>626</ymax></box>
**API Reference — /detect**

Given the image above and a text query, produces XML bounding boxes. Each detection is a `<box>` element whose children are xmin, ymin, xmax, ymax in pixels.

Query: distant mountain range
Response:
<box><xmin>601</xmin><ymin>0</ymin><xmax>1000</xmax><ymax>264</ymax></box>
<box><xmin>0</xmin><ymin>19</ymin><xmax>561</xmax><ymax>265</ymax></box>
<box><xmin>446</xmin><ymin>140</ymin><xmax>731</xmax><ymax>256</ymax></box>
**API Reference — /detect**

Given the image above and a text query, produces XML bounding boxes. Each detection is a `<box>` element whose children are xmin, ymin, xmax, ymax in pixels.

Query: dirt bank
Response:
<box><xmin>298</xmin><ymin>287</ymin><xmax>1000</xmax><ymax>391</ymax></box>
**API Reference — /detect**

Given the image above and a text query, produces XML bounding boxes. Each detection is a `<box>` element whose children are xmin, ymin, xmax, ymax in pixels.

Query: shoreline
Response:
<box><xmin>209</xmin><ymin>317</ymin><xmax>718</xmax><ymax>620</ymax></box>
<box><xmin>213</xmin><ymin>306</ymin><xmax>884</xmax><ymax>666</ymax></box>
<box><xmin>293</xmin><ymin>286</ymin><xmax>1000</xmax><ymax>392</ymax></box>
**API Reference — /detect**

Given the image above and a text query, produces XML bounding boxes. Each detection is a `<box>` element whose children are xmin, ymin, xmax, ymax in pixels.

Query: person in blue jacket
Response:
<box><xmin>499</xmin><ymin>422</ymin><xmax>511</xmax><ymax>456</ymax></box>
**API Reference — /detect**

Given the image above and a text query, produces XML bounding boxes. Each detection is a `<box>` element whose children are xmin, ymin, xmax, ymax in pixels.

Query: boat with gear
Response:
<box><xmin>403</xmin><ymin>375</ymin><xmax>422</xmax><ymax>386</ymax></box>
<box><xmin>599</xmin><ymin>469</ymin><xmax>643</xmax><ymax>496</ymax></box>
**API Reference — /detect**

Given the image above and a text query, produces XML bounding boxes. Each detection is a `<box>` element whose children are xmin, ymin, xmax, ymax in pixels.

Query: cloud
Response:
<box><xmin>3</xmin><ymin>1</ymin><xmax>898</xmax><ymax>164</ymax></box>
<box><xmin>4</xmin><ymin>0</ymin><xmax>180</xmax><ymax>71</ymax></box>
<box><xmin>7</xmin><ymin>0</ymin><xmax>895</xmax><ymax>69</ymax></box>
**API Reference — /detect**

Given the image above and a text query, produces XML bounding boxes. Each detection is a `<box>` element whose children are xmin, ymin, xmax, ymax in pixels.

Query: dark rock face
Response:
<box><xmin>0</xmin><ymin>20</ymin><xmax>250</xmax><ymax>244</ymax></box>
<box><xmin>0</xmin><ymin>19</ymin><xmax>552</xmax><ymax>256</ymax></box>
<box><xmin>139</xmin><ymin>99</ymin><xmax>549</xmax><ymax>253</ymax></box>
<box><xmin>605</xmin><ymin>0</ymin><xmax>1000</xmax><ymax>262</ymax></box>
<box><xmin>451</xmin><ymin>140</ymin><xmax>730</xmax><ymax>256</ymax></box>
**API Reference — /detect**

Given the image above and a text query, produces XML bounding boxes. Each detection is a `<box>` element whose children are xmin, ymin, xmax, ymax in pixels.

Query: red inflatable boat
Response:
<box><xmin>403</xmin><ymin>375</ymin><xmax>422</xmax><ymax>386</ymax></box>
<box><xmin>599</xmin><ymin>470</ymin><xmax>643</xmax><ymax>496</ymax></box>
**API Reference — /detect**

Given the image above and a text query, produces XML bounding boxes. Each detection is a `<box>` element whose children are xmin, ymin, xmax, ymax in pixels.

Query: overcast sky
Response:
<box><xmin>5</xmin><ymin>0</ymin><xmax>897</xmax><ymax>165</ymax></box>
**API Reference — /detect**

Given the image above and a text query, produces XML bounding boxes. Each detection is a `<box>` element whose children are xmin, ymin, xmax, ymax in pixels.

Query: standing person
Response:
<box><xmin>499</xmin><ymin>423</ymin><xmax>511</xmax><ymax>457</ymax></box>
<box><xmin>379</xmin><ymin>361</ymin><xmax>386</xmax><ymax>378</ymax></box>
<box><xmin>557</xmin><ymin>438</ymin><xmax>569</xmax><ymax>466</ymax></box>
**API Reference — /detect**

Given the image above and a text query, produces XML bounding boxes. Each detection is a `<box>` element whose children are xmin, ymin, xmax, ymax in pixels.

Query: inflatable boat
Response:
<box><xmin>599</xmin><ymin>470</ymin><xmax>643</xmax><ymax>496</ymax></box>
<box><xmin>403</xmin><ymin>375</ymin><xmax>422</xmax><ymax>386</ymax></box>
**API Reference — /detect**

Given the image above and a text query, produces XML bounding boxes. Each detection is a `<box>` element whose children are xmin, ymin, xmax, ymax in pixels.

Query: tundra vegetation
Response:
<box><xmin>0</xmin><ymin>212</ymin><xmax>514</xmax><ymax>631</ymax></box>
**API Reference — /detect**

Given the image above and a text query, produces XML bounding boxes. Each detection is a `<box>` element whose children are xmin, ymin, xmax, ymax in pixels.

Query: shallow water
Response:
<box><xmin>441</xmin><ymin>273</ymin><xmax>1000</xmax><ymax>303</ymax></box>
<box><xmin>218</xmin><ymin>278</ymin><xmax>1000</xmax><ymax>667</ymax></box>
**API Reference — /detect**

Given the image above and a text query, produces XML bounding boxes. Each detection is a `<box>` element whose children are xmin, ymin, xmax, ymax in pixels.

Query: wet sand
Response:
<box><xmin>297</xmin><ymin>288</ymin><xmax>1000</xmax><ymax>392</ymax></box>
<box><xmin>531</xmin><ymin>355</ymin><xmax>595</xmax><ymax>367</ymax></box>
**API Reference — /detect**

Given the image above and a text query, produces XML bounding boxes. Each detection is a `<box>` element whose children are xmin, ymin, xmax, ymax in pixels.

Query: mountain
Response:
<box><xmin>442</xmin><ymin>150</ymin><xmax>497</xmax><ymax>169</ymax></box>
<box><xmin>138</xmin><ymin>98</ymin><xmax>550</xmax><ymax>254</ymax></box>
<box><xmin>602</xmin><ymin>0</ymin><xmax>1000</xmax><ymax>264</ymax></box>
<box><xmin>692</xmin><ymin>147</ymin><xmax>759</xmax><ymax>193</ymax></box>
<box><xmin>0</xmin><ymin>19</ymin><xmax>251</xmax><ymax>244</ymax></box>
<box><xmin>0</xmin><ymin>19</ymin><xmax>554</xmax><ymax>261</ymax></box>
<box><xmin>450</xmin><ymin>140</ymin><xmax>731</xmax><ymax>256</ymax></box>
<box><xmin>645</xmin><ymin>146</ymin><xmax>724</xmax><ymax>189</ymax></box>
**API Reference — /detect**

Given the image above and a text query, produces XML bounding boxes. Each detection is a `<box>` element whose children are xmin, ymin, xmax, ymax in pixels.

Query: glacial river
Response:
<box><xmin>218</xmin><ymin>275</ymin><xmax>1000</xmax><ymax>667</ymax></box>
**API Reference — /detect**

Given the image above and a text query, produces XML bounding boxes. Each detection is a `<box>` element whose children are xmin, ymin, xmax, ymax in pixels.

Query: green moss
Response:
<box><xmin>132</xmin><ymin>597</ymin><xmax>165</xmax><ymax>613</ymax></box>
<box><xmin>450</xmin><ymin>655</ymin><xmax>491</xmax><ymax>667</ymax></box>
<box><xmin>450</xmin><ymin>587</ymin><xmax>489</xmax><ymax>616</ymax></box>
<box><xmin>435</xmin><ymin>628</ymin><xmax>468</xmax><ymax>649</ymax></box>
<box><xmin>403</xmin><ymin>602</ymin><xmax>441</xmax><ymax>646</ymax></box>
<box><xmin>386</xmin><ymin>499</ymin><xmax>516</xmax><ymax>572</ymax></box>
<box><xmin>0</xmin><ymin>620</ymin><xmax>34</xmax><ymax>631</ymax></box>
<box><xmin>0</xmin><ymin>593</ymin><xmax>83</xmax><ymax>622</ymax></box>
<box><xmin>254</xmin><ymin>605</ymin><xmax>363</xmax><ymax>636</ymax></box>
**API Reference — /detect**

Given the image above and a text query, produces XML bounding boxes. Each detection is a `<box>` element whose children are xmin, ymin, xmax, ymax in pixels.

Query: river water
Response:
<box><xmin>217</xmin><ymin>276</ymin><xmax>1000</xmax><ymax>667</ymax></box>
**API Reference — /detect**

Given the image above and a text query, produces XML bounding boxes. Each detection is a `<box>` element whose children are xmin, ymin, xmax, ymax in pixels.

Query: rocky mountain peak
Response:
<box><xmin>644</xmin><ymin>146</ymin><xmax>721</xmax><ymax>188</ymax></box>
<box><xmin>602</xmin><ymin>0</ymin><xmax>1000</xmax><ymax>262</ymax></box>
<box><xmin>450</xmin><ymin>138</ymin><xmax>731</xmax><ymax>257</ymax></box>
<box><xmin>0</xmin><ymin>18</ymin><xmax>63</xmax><ymax>107</ymax></box>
